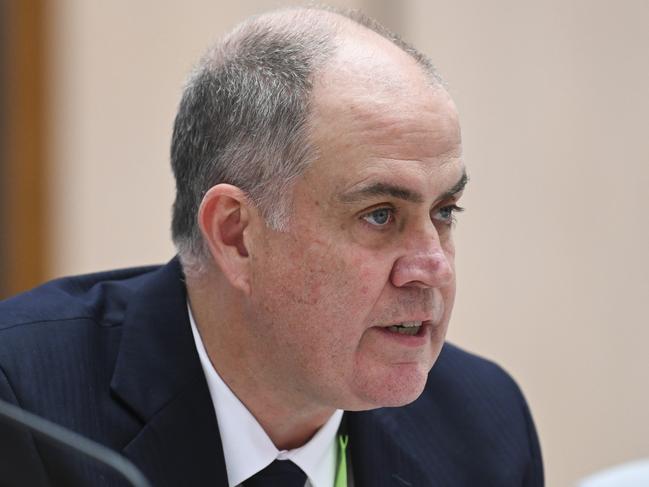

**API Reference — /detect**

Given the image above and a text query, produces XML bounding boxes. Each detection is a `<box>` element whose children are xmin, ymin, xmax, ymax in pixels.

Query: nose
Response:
<box><xmin>390</xmin><ymin>227</ymin><xmax>454</xmax><ymax>289</ymax></box>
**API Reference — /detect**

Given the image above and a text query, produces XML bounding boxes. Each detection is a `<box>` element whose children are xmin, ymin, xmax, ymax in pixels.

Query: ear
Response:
<box><xmin>198</xmin><ymin>184</ymin><xmax>253</xmax><ymax>294</ymax></box>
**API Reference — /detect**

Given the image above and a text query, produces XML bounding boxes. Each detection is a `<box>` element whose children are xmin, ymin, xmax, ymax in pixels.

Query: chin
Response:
<box><xmin>347</xmin><ymin>364</ymin><xmax>430</xmax><ymax>410</ymax></box>
<box><xmin>378</xmin><ymin>378</ymin><xmax>428</xmax><ymax>408</ymax></box>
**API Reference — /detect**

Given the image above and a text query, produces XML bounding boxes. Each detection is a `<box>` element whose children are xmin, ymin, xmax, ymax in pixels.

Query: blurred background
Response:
<box><xmin>1</xmin><ymin>0</ymin><xmax>648</xmax><ymax>485</ymax></box>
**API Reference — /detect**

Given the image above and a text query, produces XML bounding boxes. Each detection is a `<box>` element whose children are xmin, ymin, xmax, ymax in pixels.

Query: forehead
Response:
<box><xmin>313</xmin><ymin>87</ymin><xmax>460</xmax><ymax>161</ymax></box>
<box><xmin>304</xmin><ymin>55</ymin><xmax>463</xmax><ymax>201</ymax></box>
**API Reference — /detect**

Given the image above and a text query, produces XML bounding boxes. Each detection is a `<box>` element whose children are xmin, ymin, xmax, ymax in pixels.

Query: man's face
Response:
<box><xmin>246</xmin><ymin>52</ymin><xmax>465</xmax><ymax>412</ymax></box>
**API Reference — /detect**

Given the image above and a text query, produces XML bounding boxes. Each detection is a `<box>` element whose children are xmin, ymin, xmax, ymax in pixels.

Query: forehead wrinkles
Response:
<box><xmin>356</xmin><ymin>99</ymin><xmax>459</xmax><ymax>157</ymax></box>
<box><xmin>309</xmin><ymin>85</ymin><xmax>461</xmax><ymax>167</ymax></box>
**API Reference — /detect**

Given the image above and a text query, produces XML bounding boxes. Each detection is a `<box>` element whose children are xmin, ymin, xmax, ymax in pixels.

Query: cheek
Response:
<box><xmin>253</xmin><ymin>239</ymin><xmax>337</xmax><ymax>312</ymax></box>
<box><xmin>294</xmin><ymin>230</ymin><xmax>368</xmax><ymax>280</ymax></box>
<box><xmin>254</xmin><ymin>216</ymin><xmax>394</xmax><ymax>311</ymax></box>
<box><xmin>300</xmin><ymin>246</ymin><xmax>379</xmax><ymax>314</ymax></box>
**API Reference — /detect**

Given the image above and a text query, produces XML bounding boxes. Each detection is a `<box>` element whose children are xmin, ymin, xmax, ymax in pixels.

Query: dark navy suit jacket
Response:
<box><xmin>0</xmin><ymin>258</ymin><xmax>543</xmax><ymax>486</ymax></box>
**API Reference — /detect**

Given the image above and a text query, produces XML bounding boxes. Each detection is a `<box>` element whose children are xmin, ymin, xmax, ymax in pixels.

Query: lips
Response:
<box><xmin>372</xmin><ymin>319</ymin><xmax>435</xmax><ymax>347</ymax></box>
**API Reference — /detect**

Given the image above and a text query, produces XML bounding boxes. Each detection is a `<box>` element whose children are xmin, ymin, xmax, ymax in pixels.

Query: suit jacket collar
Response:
<box><xmin>110</xmin><ymin>258</ymin><xmax>228</xmax><ymax>486</ymax></box>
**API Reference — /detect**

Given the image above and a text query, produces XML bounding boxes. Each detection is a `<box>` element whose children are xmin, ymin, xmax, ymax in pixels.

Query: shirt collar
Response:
<box><xmin>188</xmin><ymin>303</ymin><xmax>343</xmax><ymax>487</ymax></box>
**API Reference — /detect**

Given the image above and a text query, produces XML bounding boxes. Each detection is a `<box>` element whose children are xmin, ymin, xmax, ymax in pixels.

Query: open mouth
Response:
<box><xmin>386</xmin><ymin>321</ymin><xmax>422</xmax><ymax>336</ymax></box>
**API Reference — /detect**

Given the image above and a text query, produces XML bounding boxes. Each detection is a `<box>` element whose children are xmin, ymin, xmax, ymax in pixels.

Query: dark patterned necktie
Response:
<box><xmin>244</xmin><ymin>459</ymin><xmax>307</xmax><ymax>487</ymax></box>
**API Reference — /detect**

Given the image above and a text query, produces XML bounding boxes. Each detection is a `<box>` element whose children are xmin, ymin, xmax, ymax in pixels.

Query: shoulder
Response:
<box><xmin>0</xmin><ymin>263</ymin><xmax>165</xmax><ymax>404</ymax></box>
<box><xmin>0</xmin><ymin>264</ymin><xmax>171</xmax><ymax>485</ymax></box>
<box><xmin>428</xmin><ymin>342</ymin><xmax>526</xmax><ymax>401</ymax></box>
<box><xmin>412</xmin><ymin>342</ymin><xmax>534</xmax><ymax>434</ymax></box>
<box><xmin>348</xmin><ymin>343</ymin><xmax>544</xmax><ymax>485</ymax></box>
<box><xmin>0</xmin><ymin>264</ymin><xmax>162</xmax><ymax>332</ymax></box>
<box><xmin>401</xmin><ymin>343</ymin><xmax>543</xmax><ymax>485</ymax></box>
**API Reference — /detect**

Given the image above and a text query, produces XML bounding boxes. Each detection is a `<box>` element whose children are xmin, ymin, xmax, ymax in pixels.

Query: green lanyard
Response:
<box><xmin>334</xmin><ymin>434</ymin><xmax>349</xmax><ymax>487</ymax></box>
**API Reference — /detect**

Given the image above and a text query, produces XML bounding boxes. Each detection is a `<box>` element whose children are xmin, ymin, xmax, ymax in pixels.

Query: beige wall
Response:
<box><xmin>404</xmin><ymin>2</ymin><xmax>649</xmax><ymax>485</ymax></box>
<box><xmin>46</xmin><ymin>1</ymin><xmax>649</xmax><ymax>486</ymax></box>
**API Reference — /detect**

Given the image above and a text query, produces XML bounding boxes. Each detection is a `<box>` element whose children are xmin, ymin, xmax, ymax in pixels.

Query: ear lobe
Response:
<box><xmin>198</xmin><ymin>184</ymin><xmax>252</xmax><ymax>294</ymax></box>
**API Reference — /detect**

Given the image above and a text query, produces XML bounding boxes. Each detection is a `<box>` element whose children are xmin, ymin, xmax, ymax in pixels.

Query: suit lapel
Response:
<box><xmin>122</xmin><ymin>374</ymin><xmax>228</xmax><ymax>487</ymax></box>
<box><xmin>110</xmin><ymin>258</ymin><xmax>228</xmax><ymax>486</ymax></box>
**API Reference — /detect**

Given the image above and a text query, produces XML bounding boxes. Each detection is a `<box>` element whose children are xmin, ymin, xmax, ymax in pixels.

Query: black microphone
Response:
<box><xmin>0</xmin><ymin>398</ymin><xmax>151</xmax><ymax>487</ymax></box>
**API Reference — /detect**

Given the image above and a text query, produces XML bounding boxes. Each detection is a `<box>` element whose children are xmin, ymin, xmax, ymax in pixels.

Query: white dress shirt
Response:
<box><xmin>188</xmin><ymin>304</ymin><xmax>343</xmax><ymax>487</ymax></box>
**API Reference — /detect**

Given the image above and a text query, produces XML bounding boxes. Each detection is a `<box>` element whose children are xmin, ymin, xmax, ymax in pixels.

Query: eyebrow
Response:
<box><xmin>339</xmin><ymin>170</ymin><xmax>468</xmax><ymax>205</ymax></box>
<box><xmin>440</xmin><ymin>171</ymin><xmax>469</xmax><ymax>201</ymax></box>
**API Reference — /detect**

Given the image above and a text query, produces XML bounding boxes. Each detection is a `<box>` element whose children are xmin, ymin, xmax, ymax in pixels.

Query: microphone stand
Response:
<box><xmin>0</xmin><ymin>398</ymin><xmax>151</xmax><ymax>487</ymax></box>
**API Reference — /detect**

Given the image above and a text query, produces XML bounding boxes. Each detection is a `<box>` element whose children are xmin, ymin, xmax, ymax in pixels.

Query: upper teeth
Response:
<box><xmin>395</xmin><ymin>321</ymin><xmax>421</xmax><ymax>328</ymax></box>
<box><xmin>386</xmin><ymin>321</ymin><xmax>422</xmax><ymax>336</ymax></box>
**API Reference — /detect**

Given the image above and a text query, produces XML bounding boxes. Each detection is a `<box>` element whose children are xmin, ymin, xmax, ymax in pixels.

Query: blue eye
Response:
<box><xmin>362</xmin><ymin>208</ymin><xmax>394</xmax><ymax>226</ymax></box>
<box><xmin>434</xmin><ymin>205</ymin><xmax>464</xmax><ymax>224</ymax></box>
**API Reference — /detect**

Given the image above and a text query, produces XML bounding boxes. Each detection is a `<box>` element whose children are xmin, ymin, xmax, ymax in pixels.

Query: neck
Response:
<box><xmin>186</xmin><ymin>272</ymin><xmax>335</xmax><ymax>450</ymax></box>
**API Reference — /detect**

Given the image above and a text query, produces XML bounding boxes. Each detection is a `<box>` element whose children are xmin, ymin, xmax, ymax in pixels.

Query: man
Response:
<box><xmin>0</xmin><ymin>6</ymin><xmax>543</xmax><ymax>487</ymax></box>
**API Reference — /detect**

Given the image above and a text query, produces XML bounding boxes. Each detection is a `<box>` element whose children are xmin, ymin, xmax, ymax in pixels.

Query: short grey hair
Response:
<box><xmin>170</xmin><ymin>6</ymin><xmax>441</xmax><ymax>273</ymax></box>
